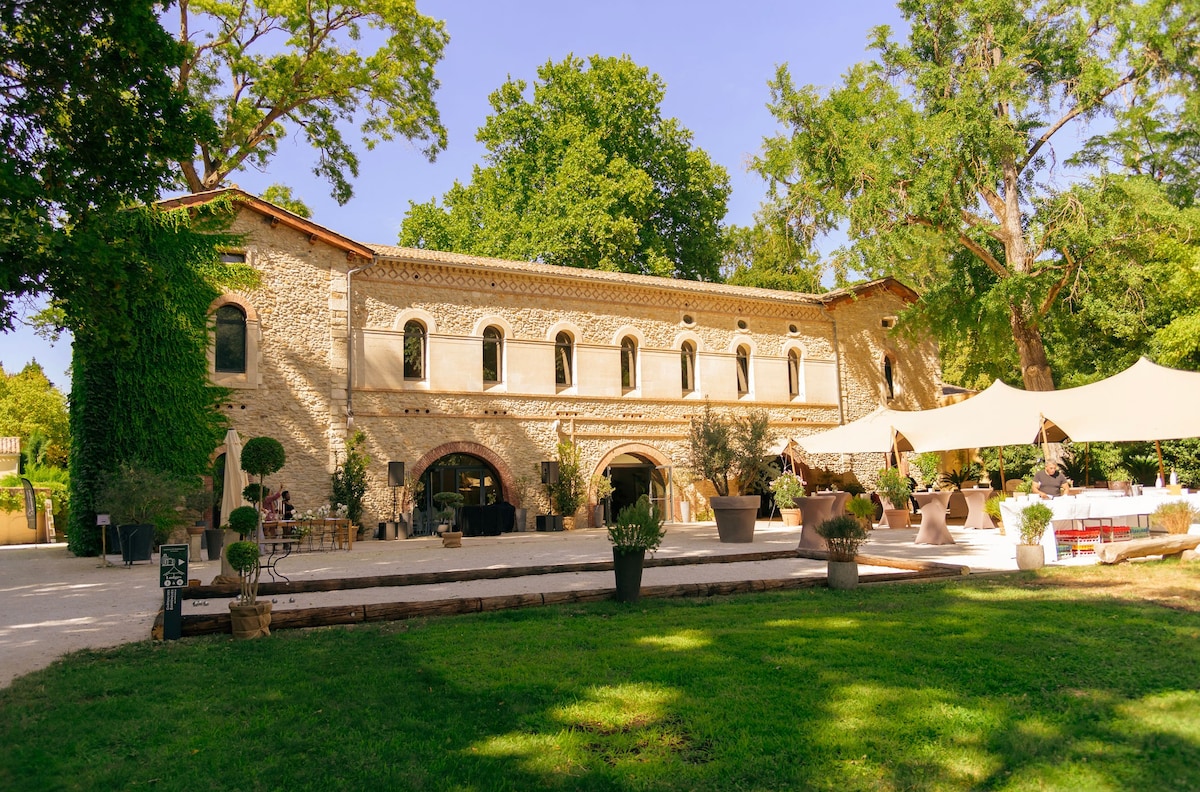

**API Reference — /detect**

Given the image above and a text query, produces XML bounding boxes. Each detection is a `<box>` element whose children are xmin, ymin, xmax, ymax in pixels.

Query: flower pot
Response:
<box><xmin>441</xmin><ymin>530</ymin><xmax>462</xmax><ymax>548</ymax></box>
<box><xmin>593</xmin><ymin>505</ymin><xmax>605</xmax><ymax>528</ymax></box>
<box><xmin>780</xmin><ymin>508</ymin><xmax>802</xmax><ymax>527</ymax></box>
<box><xmin>710</xmin><ymin>495</ymin><xmax>759</xmax><ymax>543</ymax></box>
<box><xmin>229</xmin><ymin>601</ymin><xmax>272</xmax><ymax>639</ymax></box>
<box><xmin>612</xmin><ymin>548</ymin><xmax>646</xmax><ymax>603</ymax></box>
<box><xmin>1016</xmin><ymin>544</ymin><xmax>1045</xmax><ymax>570</ymax></box>
<box><xmin>883</xmin><ymin>509</ymin><xmax>909</xmax><ymax>530</ymax></box>
<box><xmin>118</xmin><ymin>523</ymin><xmax>154</xmax><ymax>565</ymax></box>
<box><xmin>827</xmin><ymin>560</ymin><xmax>858</xmax><ymax>590</ymax></box>
<box><xmin>678</xmin><ymin>501</ymin><xmax>691</xmax><ymax>523</ymax></box>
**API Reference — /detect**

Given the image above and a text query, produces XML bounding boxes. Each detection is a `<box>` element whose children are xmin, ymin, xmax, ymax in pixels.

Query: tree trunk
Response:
<box><xmin>1008</xmin><ymin>300</ymin><xmax>1055</xmax><ymax>391</ymax></box>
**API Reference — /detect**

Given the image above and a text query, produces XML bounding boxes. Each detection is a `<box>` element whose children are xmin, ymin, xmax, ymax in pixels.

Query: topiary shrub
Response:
<box><xmin>225</xmin><ymin>540</ymin><xmax>260</xmax><ymax>605</ymax></box>
<box><xmin>241</xmin><ymin>437</ymin><xmax>285</xmax><ymax>481</ymax></box>
<box><xmin>227</xmin><ymin>505</ymin><xmax>259</xmax><ymax>539</ymax></box>
<box><xmin>816</xmin><ymin>514</ymin><xmax>870</xmax><ymax>561</ymax></box>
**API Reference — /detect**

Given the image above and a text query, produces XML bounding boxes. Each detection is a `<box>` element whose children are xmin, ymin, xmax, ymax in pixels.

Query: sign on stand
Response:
<box><xmin>160</xmin><ymin>544</ymin><xmax>189</xmax><ymax>640</ymax></box>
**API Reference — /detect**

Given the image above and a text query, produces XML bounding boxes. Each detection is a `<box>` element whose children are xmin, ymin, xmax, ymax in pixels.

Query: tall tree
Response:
<box><xmin>0</xmin><ymin>362</ymin><xmax>70</xmax><ymax>467</ymax></box>
<box><xmin>753</xmin><ymin>0</ymin><xmax>1200</xmax><ymax>389</ymax></box>
<box><xmin>400</xmin><ymin>54</ymin><xmax>731</xmax><ymax>281</ymax></box>
<box><xmin>171</xmin><ymin>0</ymin><xmax>448</xmax><ymax>204</ymax></box>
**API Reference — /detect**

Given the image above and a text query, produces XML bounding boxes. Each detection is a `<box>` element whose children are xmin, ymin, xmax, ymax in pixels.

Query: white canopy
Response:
<box><xmin>795</xmin><ymin>407</ymin><xmax>916</xmax><ymax>454</ymax></box>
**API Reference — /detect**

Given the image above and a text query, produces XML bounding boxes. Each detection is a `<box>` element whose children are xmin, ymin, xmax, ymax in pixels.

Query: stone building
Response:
<box><xmin>165</xmin><ymin>190</ymin><xmax>942</xmax><ymax>532</ymax></box>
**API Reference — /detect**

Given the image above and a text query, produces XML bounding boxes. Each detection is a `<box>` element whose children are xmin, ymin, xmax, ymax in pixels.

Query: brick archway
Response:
<box><xmin>594</xmin><ymin>442</ymin><xmax>671</xmax><ymax>479</ymax></box>
<box><xmin>411</xmin><ymin>441</ymin><xmax>518</xmax><ymax>506</ymax></box>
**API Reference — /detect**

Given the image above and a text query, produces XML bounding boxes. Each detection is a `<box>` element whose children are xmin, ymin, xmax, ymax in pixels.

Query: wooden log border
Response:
<box><xmin>164</xmin><ymin>552</ymin><xmax>969</xmax><ymax>638</ymax></box>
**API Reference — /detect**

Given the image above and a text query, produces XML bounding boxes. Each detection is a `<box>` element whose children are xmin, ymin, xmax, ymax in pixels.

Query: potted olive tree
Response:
<box><xmin>607</xmin><ymin>495</ymin><xmax>666</xmax><ymax>603</ymax></box>
<box><xmin>876</xmin><ymin>468</ymin><xmax>913</xmax><ymax>529</ymax></box>
<box><xmin>95</xmin><ymin>465</ymin><xmax>197</xmax><ymax>564</ymax></box>
<box><xmin>1017</xmin><ymin>501</ymin><xmax>1054</xmax><ymax>570</ymax></box>
<box><xmin>226</xmin><ymin>540</ymin><xmax>270</xmax><ymax>638</ymax></box>
<box><xmin>816</xmin><ymin>514</ymin><xmax>871</xmax><ymax>590</ymax></box>
<box><xmin>434</xmin><ymin>491</ymin><xmax>465</xmax><ymax>547</ymax></box>
<box><xmin>686</xmin><ymin>403</ymin><xmax>774</xmax><ymax>543</ymax></box>
<box><xmin>590</xmin><ymin>473</ymin><xmax>614</xmax><ymax>528</ymax></box>
<box><xmin>770</xmin><ymin>471</ymin><xmax>805</xmax><ymax>526</ymax></box>
<box><xmin>552</xmin><ymin>440</ymin><xmax>586</xmax><ymax>530</ymax></box>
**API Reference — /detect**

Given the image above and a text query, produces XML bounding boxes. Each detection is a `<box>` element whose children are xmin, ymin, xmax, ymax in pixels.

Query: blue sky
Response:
<box><xmin>0</xmin><ymin>0</ymin><xmax>904</xmax><ymax>387</ymax></box>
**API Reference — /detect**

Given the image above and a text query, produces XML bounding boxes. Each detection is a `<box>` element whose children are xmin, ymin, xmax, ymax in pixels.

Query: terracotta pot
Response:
<box><xmin>229</xmin><ymin>601</ymin><xmax>272</xmax><ymax>639</ymax></box>
<box><xmin>827</xmin><ymin>560</ymin><xmax>859</xmax><ymax>590</ymax></box>
<box><xmin>442</xmin><ymin>530</ymin><xmax>462</xmax><ymax>548</ymax></box>
<box><xmin>1016</xmin><ymin>544</ymin><xmax>1045</xmax><ymax>570</ymax></box>
<box><xmin>710</xmin><ymin>495</ymin><xmax>759</xmax><ymax>543</ymax></box>
<box><xmin>883</xmin><ymin>509</ymin><xmax>910</xmax><ymax>530</ymax></box>
<box><xmin>780</xmin><ymin>508</ymin><xmax>802</xmax><ymax>527</ymax></box>
<box><xmin>612</xmin><ymin>548</ymin><xmax>646</xmax><ymax>603</ymax></box>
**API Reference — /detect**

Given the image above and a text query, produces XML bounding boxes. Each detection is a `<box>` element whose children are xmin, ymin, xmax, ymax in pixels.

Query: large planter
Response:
<box><xmin>536</xmin><ymin>515</ymin><xmax>563</xmax><ymax>532</ymax></box>
<box><xmin>229</xmin><ymin>601</ymin><xmax>272</xmax><ymax>639</ymax></box>
<box><xmin>513</xmin><ymin>507</ymin><xmax>528</xmax><ymax>532</ymax></box>
<box><xmin>710</xmin><ymin>495</ymin><xmax>759</xmax><ymax>543</ymax></box>
<box><xmin>1016</xmin><ymin>543</ymin><xmax>1045</xmax><ymax>570</ymax></box>
<box><xmin>118</xmin><ymin>523</ymin><xmax>154</xmax><ymax>565</ymax></box>
<box><xmin>612</xmin><ymin>548</ymin><xmax>646</xmax><ymax>603</ymax></box>
<box><xmin>883</xmin><ymin>509</ymin><xmax>909</xmax><ymax>530</ymax></box>
<box><xmin>678</xmin><ymin>501</ymin><xmax>691</xmax><ymax>523</ymax></box>
<box><xmin>827</xmin><ymin>560</ymin><xmax>859</xmax><ymax>590</ymax></box>
<box><xmin>441</xmin><ymin>527</ymin><xmax>462</xmax><ymax>548</ymax></box>
<box><xmin>780</xmin><ymin>508</ymin><xmax>802</xmax><ymax>527</ymax></box>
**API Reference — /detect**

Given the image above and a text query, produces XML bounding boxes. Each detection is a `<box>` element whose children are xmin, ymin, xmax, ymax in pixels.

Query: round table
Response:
<box><xmin>796</xmin><ymin>494</ymin><xmax>835</xmax><ymax>550</ymax></box>
<box><xmin>913</xmin><ymin>490</ymin><xmax>955</xmax><ymax>545</ymax></box>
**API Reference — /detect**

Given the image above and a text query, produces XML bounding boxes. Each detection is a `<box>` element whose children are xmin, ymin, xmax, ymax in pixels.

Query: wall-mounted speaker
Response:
<box><xmin>387</xmin><ymin>461</ymin><xmax>405</xmax><ymax>488</ymax></box>
<box><xmin>540</xmin><ymin>461</ymin><xmax>559</xmax><ymax>485</ymax></box>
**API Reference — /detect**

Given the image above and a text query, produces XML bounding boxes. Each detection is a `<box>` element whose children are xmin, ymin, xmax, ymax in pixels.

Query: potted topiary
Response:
<box><xmin>686</xmin><ymin>403</ymin><xmax>774</xmax><ymax>543</ymax></box>
<box><xmin>607</xmin><ymin>495</ymin><xmax>666</xmax><ymax>603</ymax></box>
<box><xmin>816</xmin><ymin>514</ymin><xmax>871</xmax><ymax>589</ymax></box>
<box><xmin>241</xmin><ymin>435</ymin><xmax>286</xmax><ymax>531</ymax></box>
<box><xmin>876</xmin><ymin>468</ymin><xmax>913</xmax><ymax>529</ymax></box>
<box><xmin>770</xmin><ymin>471</ymin><xmax>806</xmax><ymax>526</ymax></box>
<box><xmin>226</xmin><ymin>505</ymin><xmax>259</xmax><ymax>540</ymax></box>
<box><xmin>846</xmin><ymin>494</ymin><xmax>877</xmax><ymax>529</ymax></box>
<box><xmin>1017</xmin><ymin>501</ymin><xmax>1054</xmax><ymax>569</ymax></box>
<box><xmin>433</xmin><ymin>491</ymin><xmax>465</xmax><ymax>547</ymax></box>
<box><xmin>1151</xmin><ymin>501</ymin><xmax>1200</xmax><ymax>534</ymax></box>
<box><xmin>226</xmin><ymin>540</ymin><xmax>270</xmax><ymax>639</ymax></box>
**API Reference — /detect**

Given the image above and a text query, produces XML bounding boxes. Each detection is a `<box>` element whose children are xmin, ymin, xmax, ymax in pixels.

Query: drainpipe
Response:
<box><xmin>829</xmin><ymin>313</ymin><xmax>845</xmax><ymax>426</ymax></box>
<box><xmin>345</xmin><ymin>257</ymin><xmax>378</xmax><ymax>430</ymax></box>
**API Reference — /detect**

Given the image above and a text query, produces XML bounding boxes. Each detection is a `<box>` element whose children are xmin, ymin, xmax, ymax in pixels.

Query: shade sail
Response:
<box><xmin>894</xmin><ymin>380</ymin><xmax>1067</xmax><ymax>451</ymax></box>
<box><xmin>1039</xmin><ymin>357</ymin><xmax>1200</xmax><ymax>442</ymax></box>
<box><xmin>796</xmin><ymin>407</ymin><xmax>915</xmax><ymax>454</ymax></box>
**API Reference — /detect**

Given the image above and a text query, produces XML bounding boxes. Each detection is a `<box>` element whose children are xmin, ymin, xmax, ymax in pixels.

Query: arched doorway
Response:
<box><xmin>603</xmin><ymin>452</ymin><xmax>670</xmax><ymax>524</ymax></box>
<box><xmin>416</xmin><ymin>453</ymin><xmax>502</xmax><ymax>536</ymax></box>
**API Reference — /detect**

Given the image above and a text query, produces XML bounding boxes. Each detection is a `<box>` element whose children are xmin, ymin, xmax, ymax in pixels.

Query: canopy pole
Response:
<box><xmin>1084</xmin><ymin>443</ymin><xmax>1090</xmax><ymax>487</ymax></box>
<box><xmin>890</xmin><ymin>429</ymin><xmax>900</xmax><ymax>470</ymax></box>
<box><xmin>998</xmin><ymin>446</ymin><xmax>1005</xmax><ymax>488</ymax></box>
<box><xmin>1039</xmin><ymin>414</ymin><xmax>1050</xmax><ymax>463</ymax></box>
<box><xmin>1156</xmin><ymin>440</ymin><xmax>1166</xmax><ymax>480</ymax></box>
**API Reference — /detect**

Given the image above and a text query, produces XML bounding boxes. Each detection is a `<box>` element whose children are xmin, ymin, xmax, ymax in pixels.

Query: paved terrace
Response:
<box><xmin>0</xmin><ymin>520</ymin><xmax>1027</xmax><ymax>688</ymax></box>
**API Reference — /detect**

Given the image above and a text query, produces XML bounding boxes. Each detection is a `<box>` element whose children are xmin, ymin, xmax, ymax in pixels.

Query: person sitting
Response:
<box><xmin>1032</xmin><ymin>460</ymin><xmax>1071</xmax><ymax>499</ymax></box>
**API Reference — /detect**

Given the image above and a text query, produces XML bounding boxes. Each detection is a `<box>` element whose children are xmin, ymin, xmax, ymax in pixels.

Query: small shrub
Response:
<box><xmin>877</xmin><ymin>468</ymin><xmax>912</xmax><ymax>509</ymax></box>
<box><xmin>225</xmin><ymin>540</ymin><xmax>261</xmax><ymax>605</ymax></box>
<box><xmin>1018</xmin><ymin>502</ymin><xmax>1054</xmax><ymax>544</ymax></box>
<box><xmin>770</xmin><ymin>472</ymin><xmax>805</xmax><ymax>510</ymax></box>
<box><xmin>816</xmin><ymin>514</ymin><xmax>870</xmax><ymax>562</ymax></box>
<box><xmin>227</xmin><ymin>505</ymin><xmax>259</xmax><ymax>538</ymax></box>
<box><xmin>608</xmin><ymin>495</ymin><xmax>666</xmax><ymax>553</ymax></box>
<box><xmin>1151</xmin><ymin>501</ymin><xmax>1199</xmax><ymax>534</ymax></box>
<box><xmin>846</xmin><ymin>495</ymin><xmax>876</xmax><ymax>526</ymax></box>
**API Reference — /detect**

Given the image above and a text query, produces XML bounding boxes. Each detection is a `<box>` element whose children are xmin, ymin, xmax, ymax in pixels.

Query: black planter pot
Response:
<box><xmin>612</xmin><ymin>548</ymin><xmax>646</xmax><ymax>603</ymax></box>
<box><xmin>204</xmin><ymin>528</ymin><xmax>224</xmax><ymax>561</ymax></box>
<box><xmin>118</xmin><ymin>524</ymin><xmax>154</xmax><ymax>565</ymax></box>
<box><xmin>536</xmin><ymin>515</ymin><xmax>564</xmax><ymax>532</ymax></box>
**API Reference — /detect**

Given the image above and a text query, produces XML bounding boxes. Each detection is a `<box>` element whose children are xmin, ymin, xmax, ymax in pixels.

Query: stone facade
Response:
<box><xmin>168</xmin><ymin>190</ymin><xmax>942</xmax><ymax>530</ymax></box>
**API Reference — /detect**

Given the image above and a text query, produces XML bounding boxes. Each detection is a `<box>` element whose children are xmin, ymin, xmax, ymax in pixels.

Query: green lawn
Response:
<box><xmin>2</xmin><ymin>564</ymin><xmax>1198</xmax><ymax>791</ymax></box>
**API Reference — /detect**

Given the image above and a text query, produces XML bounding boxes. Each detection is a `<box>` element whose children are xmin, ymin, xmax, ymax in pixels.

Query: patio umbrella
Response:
<box><xmin>219</xmin><ymin>429</ymin><xmax>250</xmax><ymax>577</ymax></box>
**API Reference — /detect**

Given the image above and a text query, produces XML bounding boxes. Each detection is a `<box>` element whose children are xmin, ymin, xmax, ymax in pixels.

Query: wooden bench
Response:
<box><xmin>1097</xmin><ymin>535</ymin><xmax>1200</xmax><ymax>564</ymax></box>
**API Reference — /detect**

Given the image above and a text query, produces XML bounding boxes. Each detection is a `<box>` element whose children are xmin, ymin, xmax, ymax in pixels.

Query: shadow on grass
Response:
<box><xmin>1</xmin><ymin>573</ymin><xmax>1198</xmax><ymax>791</ymax></box>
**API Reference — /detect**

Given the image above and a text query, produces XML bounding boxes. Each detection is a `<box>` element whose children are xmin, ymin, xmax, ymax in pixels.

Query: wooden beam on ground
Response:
<box><xmin>1098</xmin><ymin>535</ymin><xmax>1200</xmax><ymax>564</ymax></box>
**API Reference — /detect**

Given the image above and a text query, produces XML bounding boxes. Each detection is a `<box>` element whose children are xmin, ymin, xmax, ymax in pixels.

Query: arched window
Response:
<box><xmin>788</xmin><ymin>349</ymin><xmax>802</xmax><ymax>398</ymax></box>
<box><xmin>214</xmin><ymin>304</ymin><xmax>247</xmax><ymax>373</ymax></box>
<box><xmin>736</xmin><ymin>345</ymin><xmax>750</xmax><ymax>396</ymax></box>
<box><xmin>883</xmin><ymin>355</ymin><xmax>895</xmax><ymax>400</ymax></box>
<box><xmin>482</xmin><ymin>326</ymin><xmax>503</xmax><ymax>384</ymax></box>
<box><xmin>620</xmin><ymin>336</ymin><xmax>637</xmax><ymax>390</ymax></box>
<box><xmin>404</xmin><ymin>320</ymin><xmax>426</xmax><ymax>380</ymax></box>
<box><xmin>555</xmin><ymin>332</ymin><xmax>574</xmax><ymax>387</ymax></box>
<box><xmin>681</xmin><ymin>341</ymin><xmax>696</xmax><ymax>393</ymax></box>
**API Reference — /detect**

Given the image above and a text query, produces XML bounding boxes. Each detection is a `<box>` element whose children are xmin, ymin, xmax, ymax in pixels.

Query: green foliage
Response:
<box><xmin>722</xmin><ymin>218</ymin><xmax>824</xmax><ymax>293</ymax></box>
<box><xmin>432</xmin><ymin>491</ymin><xmax>464</xmax><ymax>524</ymax></box>
<box><xmin>259</xmin><ymin>185</ymin><xmax>312</xmax><ymax>218</ymax></box>
<box><xmin>1019</xmin><ymin>502</ymin><xmax>1054</xmax><ymax>545</ymax></box>
<box><xmin>846</xmin><ymin>494</ymin><xmax>877</xmax><ymax>523</ymax></box>
<box><xmin>911</xmin><ymin>453</ymin><xmax>941</xmax><ymax>489</ymax></box>
<box><xmin>242</xmin><ymin>483</ymin><xmax>268</xmax><ymax>506</ymax></box>
<box><xmin>330</xmin><ymin>430</ymin><xmax>369</xmax><ymax>525</ymax></box>
<box><xmin>939</xmin><ymin>464</ymin><xmax>982</xmax><ymax>491</ymax></box>
<box><xmin>225</xmin><ymin>540</ymin><xmax>260</xmax><ymax>604</ymax></box>
<box><xmin>550</xmin><ymin>440</ymin><xmax>586</xmax><ymax>516</ymax></box>
<box><xmin>816</xmin><ymin>514</ymin><xmax>870</xmax><ymax>562</ymax></box>
<box><xmin>877</xmin><ymin>468</ymin><xmax>913</xmax><ymax>509</ymax></box>
<box><xmin>64</xmin><ymin>201</ymin><xmax>256</xmax><ymax>557</ymax></box>
<box><xmin>607</xmin><ymin>495</ymin><xmax>665</xmax><ymax>553</ymax></box>
<box><xmin>984</xmin><ymin>495</ymin><xmax>1004</xmax><ymax>523</ymax></box>
<box><xmin>769</xmin><ymin>471</ymin><xmax>805</xmax><ymax>510</ymax></box>
<box><xmin>399</xmin><ymin>54</ymin><xmax>730</xmax><ymax>281</ymax></box>
<box><xmin>732</xmin><ymin>409</ymin><xmax>778</xmax><ymax>496</ymax></box>
<box><xmin>226</xmin><ymin>505</ymin><xmax>260</xmax><ymax>539</ymax></box>
<box><xmin>686</xmin><ymin>403</ymin><xmax>736</xmax><ymax>497</ymax></box>
<box><xmin>170</xmin><ymin>0</ymin><xmax>448</xmax><ymax>204</ymax></box>
<box><xmin>1151</xmin><ymin>501</ymin><xmax>1200</xmax><ymax>534</ymax></box>
<box><xmin>241</xmin><ymin>437</ymin><xmax>285</xmax><ymax>480</ymax></box>
<box><xmin>94</xmin><ymin>465</ymin><xmax>198</xmax><ymax>534</ymax></box>
<box><xmin>0</xmin><ymin>0</ymin><xmax>206</xmax><ymax>327</ymax></box>
<box><xmin>685</xmin><ymin>404</ymin><xmax>776</xmax><ymax>498</ymax></box>
<box><xmin>0</xmin><ymin>362</ymin><xmax>70</xmax><ymax>468</ymax></box>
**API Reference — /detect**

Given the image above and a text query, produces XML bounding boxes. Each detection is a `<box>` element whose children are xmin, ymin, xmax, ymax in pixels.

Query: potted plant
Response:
<box><xmin>607</xmin><ymin>495</ymin><xmax>666</xmax><ymax>603</ymax></box>
<box><xmin>226</xmin><ymin>540</ymin><xmax>271</xmax><ymax>639</ymax></box>
<box><xmin>551</xmin><ymin>440</ymin><xmax>586</xmax><ymax>530</ymax></box>
<box><xmin>510</xmin><ymin>474</ymin><xmax>532</xmax><ymax>532</ymax></box>
<box><xmin>397</xmin><ymin>472</ymin><xmax>424</xmax><ymax>537</ymax></box>
<box><xmin>241</xmin><ymin>436</ymin><xmax>286</xmax><ymax>535</ymax></box>
<box><xmin>331</xmin><ymin>430</ymin><xmax>369</xmax><ymax>539</ymax></box>
<box><xmin>95</xmin><ymin>465</ymin><xmax>197</xmax><ymax>564</ymax></box>
<box><xmin>1017</xmin><ymin>501</ymin><xmax>1054</xmax><ymax>569</ymax></box>
<box><xmin>1151</xmin><ymin>501</ymin><xmax>1200</xmax><ymax>534</ymax></box>
<box><xmin>984</xmin><ymin>494</ymin><xmax>1005</xmax><ymax>533</ymax></box>
<box><xmin>433</xmin><ymin>491</ymin><xmax>465</xmax><ymax>547</ymax></box>
<box><xmin>590</xmin><ymin>473</ymin><xmax>614</xmax><ymax>528</ymax></box>
<box><xmin>686</xmin><ymin>403</ymin><xmax>773</xmax><ymax>543</ymax></box>
<box><xmin>770</xmin><ymin>471</ymin><xmax>806</xmax><ymax>526</ymax></box>
<box><xmin>876</xmin><ymin>468</ymin><xmax>913</xmax><ymax>529</ymax></box>
<box><xmin>816</xmin><ymin>514</ymin><xmax>871</xmax><ymax>590</ymax></box>
<box><xmin>846</xmin><ymin>494</ymin><xmax>877</xmax><ymax>529</ymax></box>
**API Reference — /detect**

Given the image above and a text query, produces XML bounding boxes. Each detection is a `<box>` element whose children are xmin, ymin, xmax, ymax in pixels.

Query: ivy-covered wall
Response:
<box><xmin>65</xmin><ymin>201</ymin><xmax>255</xmax><ymax>555</ymax></box>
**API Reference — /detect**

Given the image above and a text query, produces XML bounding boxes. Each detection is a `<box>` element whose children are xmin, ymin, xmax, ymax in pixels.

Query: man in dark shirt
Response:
<box><xmin>1032</xmin><ymin>460</ymin><xmax>1070</xmax><ymax>498</ymax></box>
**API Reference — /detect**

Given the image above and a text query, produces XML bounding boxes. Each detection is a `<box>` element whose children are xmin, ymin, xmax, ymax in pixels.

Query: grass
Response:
<box><xmin>2</xmin><ymin>562</ymin><xmax>1198</xmax><ymax>791</ymax></box>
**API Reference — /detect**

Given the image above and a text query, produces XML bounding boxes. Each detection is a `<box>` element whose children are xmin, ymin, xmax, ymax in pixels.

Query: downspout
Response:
<box><xmin>829</xmin><ymin>312</ymin><xmax>845</xmax><ymax>426</ymax></box>
<box><xmin>345</xmin><ymin>256</ymin><xmax>379</xmax><ymax>430</ymax></box>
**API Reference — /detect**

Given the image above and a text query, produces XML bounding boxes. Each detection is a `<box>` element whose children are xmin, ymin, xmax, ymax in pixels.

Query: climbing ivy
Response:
<box><xmin>64</xmin><ymin>198</ymin><xmax>257</xmax><ymax>555</ymax></box>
